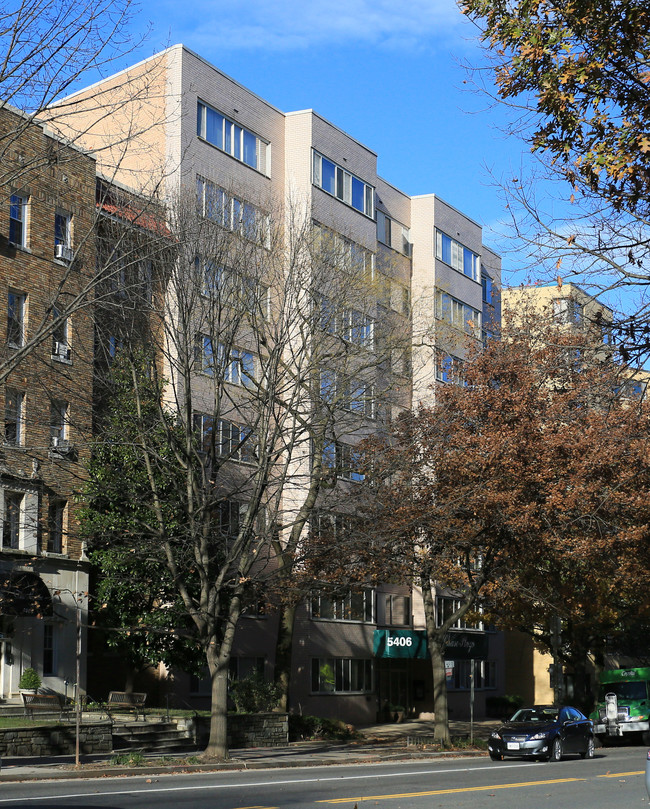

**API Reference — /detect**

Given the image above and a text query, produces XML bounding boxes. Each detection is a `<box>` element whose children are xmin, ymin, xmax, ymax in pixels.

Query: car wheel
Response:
<box><xmin>489</xmin><ymin>752</ymin><xmax>503</xmax><ymax>761</ymax></box>
<box><xmin>550</xmin><ymin>738</ymin><xmax>563</xmax><ymax>762</ymax></box>
<box><xmin>580</xmin><ymin>737</ymin><xmax>595</xmax><ymax>759</ymax></box>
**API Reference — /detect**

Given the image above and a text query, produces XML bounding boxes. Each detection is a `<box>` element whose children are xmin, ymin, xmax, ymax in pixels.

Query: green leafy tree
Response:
<box><xmin>80</xmin><ymin>352</ymin><xmax>205</xmax><ymax>677</ymax></box>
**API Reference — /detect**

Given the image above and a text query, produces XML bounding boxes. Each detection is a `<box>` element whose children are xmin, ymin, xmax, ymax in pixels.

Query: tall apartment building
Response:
<box><xmin>0</xmin><ymin>106</ymin><xmax>95</xmax><ymax>701</ymax></box>
<box><xmin>60</xmin><ymin>45</ymin><xmax>502</xmax><ymax>723</ymax></box>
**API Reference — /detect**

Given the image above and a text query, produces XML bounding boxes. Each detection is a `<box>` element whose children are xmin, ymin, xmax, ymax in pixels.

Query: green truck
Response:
<box><xmin>590</xmin><ymin>667</ymin><xmax>650</xmax><ymax>744</ymax></box>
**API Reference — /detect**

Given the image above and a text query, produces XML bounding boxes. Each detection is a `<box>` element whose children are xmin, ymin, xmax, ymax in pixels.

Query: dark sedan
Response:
<box><xmin>488</xmin><ymin>705</ymin><xmax>595</xmax><ymax>762</ymax></box>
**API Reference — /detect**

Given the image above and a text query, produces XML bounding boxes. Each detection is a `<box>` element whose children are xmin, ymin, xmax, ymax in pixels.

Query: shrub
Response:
<box><xmin>18</xmin><ymin>667</ymin><xmax>41</xmax><ymax>691</ymax></box>
<box><xmin>486</xmin><ymin>694</ymin><xmax>524</xmax><ymax>718</ymax></box>
<box><xmin>229</xmin><ymin>674</ymin><xmax>282</xmax><ymax>713</ymax></box>
<box><xmin>288</xmin><ymin>714</ymin><xmax>358</xmax><ymax>741</ymax></box>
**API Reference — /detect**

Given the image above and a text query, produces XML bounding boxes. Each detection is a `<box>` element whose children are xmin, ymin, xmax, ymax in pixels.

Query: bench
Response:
<box><xmin>22</xmin><ymin>692</ymin><xmax>70</xmax><ymax>721</ymax></box>
<box><xmin>107</xmin><ymin>691</ymin><xmax>147</xmax><ymax>721</ymax></box>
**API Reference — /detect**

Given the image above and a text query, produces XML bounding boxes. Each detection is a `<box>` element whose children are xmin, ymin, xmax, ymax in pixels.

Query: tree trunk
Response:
<box><xmin>204</xmin><ymin>641</ymin><xmax>230</xmax><ymax>760</ymax></box>
<box><xmin>275</xmin><ymin>602</ymin><xmax>296</xmax><ymax>712</ymax></box>
<box><xmin>421</xmin><ymin>580</ymin><xmax>450</xmax><ymax>743</ymax></box>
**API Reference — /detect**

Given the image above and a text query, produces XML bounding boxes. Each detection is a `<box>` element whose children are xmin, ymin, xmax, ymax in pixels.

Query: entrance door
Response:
<box><xmin>377</xmin><ymin>660</ymin><xmax>412</xmax><ymax>719</ymax></box>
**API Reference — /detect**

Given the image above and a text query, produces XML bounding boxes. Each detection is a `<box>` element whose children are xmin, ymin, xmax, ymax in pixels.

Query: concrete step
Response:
<box><xmin>112</xmin><ymin>720</ymin><xmax>193</xmax><ymax>753</ymax></box>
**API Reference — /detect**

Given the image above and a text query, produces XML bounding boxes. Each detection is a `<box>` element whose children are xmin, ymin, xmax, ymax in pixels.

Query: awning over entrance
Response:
<box><xmin>0</xmin><ymin>571</ymin><xmax>53</xmax><ymax>617</ymax></box>
<box><xmin>374</xmin><ymin>629</ymin><xmax>489</xmax><ymax>661</ymax></box>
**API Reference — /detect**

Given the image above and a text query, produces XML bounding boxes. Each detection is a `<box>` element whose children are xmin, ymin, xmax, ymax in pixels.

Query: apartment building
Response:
<box><xmin>59</xmin><ymin>45</ymin><xmax>502</xmax><ymax>723</ymax></box>
<box><xmin>0</xmin><ymin>106</ymin><xmax>95</xmax><ymax>701</ymax></box>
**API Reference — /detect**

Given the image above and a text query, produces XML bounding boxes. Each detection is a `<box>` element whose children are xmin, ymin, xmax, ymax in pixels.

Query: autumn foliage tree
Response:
<box><xmin>351</xmin><ymin>312</ymin><xmax>650</xmax><ymax>738</ymax></box>
<box><xmin>462</xmin><ymin>0</ymin><xmax>650</xmax><ymax>355</ymax></box>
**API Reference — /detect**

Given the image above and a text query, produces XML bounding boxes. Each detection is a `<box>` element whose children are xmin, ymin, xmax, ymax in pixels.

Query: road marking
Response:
<box><xmin>318</xmin><ymin>777</ymin><xmax>585</xmax><ymax>803</ymax></box>
<box><xmin>598</xmin><ymin>770</ymin><xmax>644</xmax><ymax>777</ymax></box>
<box><xmin>0</xmin><ymin>765</ymin><xmax>641</xmax><ymax>804</ymax></box>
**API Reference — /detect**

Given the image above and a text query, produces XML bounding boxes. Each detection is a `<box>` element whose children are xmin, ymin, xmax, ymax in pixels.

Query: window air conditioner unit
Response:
<box><xmin>51</xmin><ymin>437</ymin><xmax>73</xmax><ymax>454</ymax></box>
<box><xmin>55</xmin><ymin>244</ymin><xmax>74</xmax><ymax>262</ymax></box>
<box><xmin>53</xmin><ymin>342</ymin><xmax>71</xmax><ymax>361</ymax></box>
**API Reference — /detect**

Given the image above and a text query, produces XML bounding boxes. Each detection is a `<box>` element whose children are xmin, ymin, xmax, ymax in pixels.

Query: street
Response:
<box><xmin>0</xmin><ymin>745</ymin><xmax>646</xmax><ymax>809</ymax></box>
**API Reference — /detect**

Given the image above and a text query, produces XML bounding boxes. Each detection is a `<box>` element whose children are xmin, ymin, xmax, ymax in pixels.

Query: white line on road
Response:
<box><xmin>0</xmin><ymin>762</ymin><xmax>544</xmax><ymax>803</ymax></box>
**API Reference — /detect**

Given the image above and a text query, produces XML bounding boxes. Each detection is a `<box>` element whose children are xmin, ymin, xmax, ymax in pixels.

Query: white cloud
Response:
<box><xmin>165</xmin><ymin>0</ymin><xmax>465</xmax><ymax>53</ymax></box>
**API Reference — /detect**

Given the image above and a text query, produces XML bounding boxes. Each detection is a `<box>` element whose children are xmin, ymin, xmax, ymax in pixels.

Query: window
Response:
<box><xmin>435</xmin><ymin>290</ymin><xmax>481</xmax><ymax>337</ymax></box>
<box><xmin>343</xmin><ymin>378</ymin><xmax>375</xmax><ymax>418</ymax></box>
<box><xmin>196</xmin><ymin>334</ymin><xmax>215</xmax><ymax>375</ymax></box>
<box><xmin>318</xmin><ymin>299</ymin><xmax>374</xmax><ymax>348</ymax></box>
<box><xmin>553</xmin><ymin>298</ymin><xmax>583</xmax><ymax>325</ymax></box>
<box><xmin>312</xmin><ymin>512</ymin><xmax>355</xmax><ymax>543</ymax></box>
<box><xmin>9</xmin><ymin>194</ymin><xmax>27</xmax><ymax>247</ymax></box>
<box><xmin>446</xmin><ymin>659</ymin><xmax>497</xmax><ymax>690</ymax></box>
<box><xmin>4</xmin><ymin>388</ymin><xmax>23</xmax><ymax>445</ymax></box>
<box><xmin>2</xmin><ymin>491</ymin><xmax>22</xmax><ymax>549</ymax></box>
<box><xmin>194</xmin><ymin>413</ymin><xmax>258</xmax><ymax>463</ymax></box>
<box><xmin>196</xmin><ymin>177</ymin><xmax>270</xmax><ymax>247</ymax></box>
<box><xmin>435</xmin><ymin>230</ymin><xmax>480</xmax><ymax>282</ymax></box>
<box><xmin>229</xmin><ymin>656</ymin><xmax>265</xmax><ymax>680</ymax></box>
<box><xmin>385</xmin><ymin>594</ymin><xmax>411</xmax><ymax>626</ymax></box>
<box><xmin>322</xmin><ymin>440</ymin><xmax>365</xmax><ymax>482</ymax></box>
<box><xmin>377</xmin><ymin>210</ymin><xmax>411</xmax><ymax>256</ymax></box>
<box><xmin>49</xmin><ymin>400</ymin><xmax>68</xmax><ymax>446</ymax></box>
<box><xmin>51</xmin><ymin>308</ymin><xmax>70</xmax><ymax>361</ymax></box>
<box><xmin>54</xmin><ymin>210</ymin><xmax>72</xmax><ymax>260</ymax></box>
<box><xmin>435</xmin><ymin>351</ymin><xmax>465</xmax><ymax>385</ymax></box>
<box><xmin>107</xmin><ymin>335</ymin><xmax>122</xmax><ymax>362</ymax></box>
<box><xmin>43</xmin><ymin>625</ymin><xmax>56</xmax><ymax>677</ymax></box>
<box><xmin>47</xmin><ymin>500</ymin><xmax>66</xmax><ymax>553</ymax></box>
<box><xmin>222</xmin><ymin>346</ymin><xmax>256</xmax><ymax>388</ymax></box>
<box><xmin>311</xmin><ymin>590</ymin><xmax>374</xmax><ymax>622</ymax></box>
<box><xmin>7</xmin><ymin>291</ymin><xmax>25</xmax><ymax>347</ymax></box>
<box><xmin>215</xmin><ymin>499</ymin><xmax>242</xmax><ymax>540</ymax></box>
<box><xmin>312</xmin><ymin>152</ymin><xmax>374</xmax><ymax>217</ymax></box>
<box><xmin>313</xmin><ymin>222</ymin><xmax>375</xmax><ymax>279</ymax></box>
<box><xmin>319</xmin><ymin>369</ymin><xmax>337</xmax><ymax>404</ymax></box>
<box><xmin>197</xmin><ymin>101</ymin><xmax>270</xmax><ymax>175</ymax></box>
<box><xmin>311</xmin><ymin>658</ymin><xmax>373</xmax><ymax>693</ymax></box>
<box><xmin>482</xmin><ymin>274</ymin><xmax>493</xmax><ymax>305</ymax></box>
<box><xmin>436</xmin><ymin>596</ymin><xmax>485</xmax><ymax>630</ymax></box>
<box><xmin>344</xmin><ymin>309</ymin><xmax>374</xmax><ymax>348</ymax></box>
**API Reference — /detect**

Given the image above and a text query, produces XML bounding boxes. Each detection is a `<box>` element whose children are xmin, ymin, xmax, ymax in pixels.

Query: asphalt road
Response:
<box><xmin>0</xmin><ymin>745</ymin><xmax>645</xmax><ymax>809</ymax></box>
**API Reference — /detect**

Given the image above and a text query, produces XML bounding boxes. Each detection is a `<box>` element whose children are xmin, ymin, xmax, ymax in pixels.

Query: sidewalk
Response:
<box><xmin>0</xmin><ymin>719</ymin><xmax>496</xmax><ymax>782</ymax></box>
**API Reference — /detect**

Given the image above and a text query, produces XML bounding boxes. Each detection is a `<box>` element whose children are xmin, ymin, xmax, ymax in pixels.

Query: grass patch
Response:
<box><xmin>0</xmin><ymin>717</ymin><xmax>62</xmax><ymax>729</ymax></box>
<box><xmin>111</xmin><ymin>751</ymin><xmax>146</xmax><ymax>766</ymax></box>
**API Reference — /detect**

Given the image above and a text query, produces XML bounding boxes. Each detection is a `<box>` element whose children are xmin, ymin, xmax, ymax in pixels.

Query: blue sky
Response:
<box><xmin>113</xmin><ymin>0</ymin><xmax>528</xmax><ymax>279</ymax></box>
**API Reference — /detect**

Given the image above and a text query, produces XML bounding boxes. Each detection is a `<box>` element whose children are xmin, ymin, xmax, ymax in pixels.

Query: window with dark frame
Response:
<box><xmin>2</xmin><ymin>491</ymin><xmax>22</xmax><ymax>549</ymax></box>
<box><xmin>9</xmin><ymin>194</ymin><xmax>27</xmax><ymax>247</ymax></box>
<box><xmin>7</xmin><ymin>291</ymin><xmax>25</xmax><ymax>347</ymax></box>
<box><xmin>4</xmin><ymin>388</ymin><xmax>23</xmax><ymax>445</ymax></box>
<box><xmin>47</xmin><ymin>500</ymin><xmax>66</xmax><ymax>553</ymax></box>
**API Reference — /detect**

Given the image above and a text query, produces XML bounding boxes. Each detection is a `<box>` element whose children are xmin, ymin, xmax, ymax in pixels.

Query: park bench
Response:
<box><xmin>106</xmin><ymin>691</ymin><xmax>147</xmax><ymax>721</ymax></box>
<box><xmin>22</xmin><ymin>692</ymin><xmax>70</xmax><ymax>721</ymax></box>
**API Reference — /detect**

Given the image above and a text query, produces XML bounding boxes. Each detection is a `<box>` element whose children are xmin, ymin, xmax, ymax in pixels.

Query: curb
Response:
<box><xmin>0</xmin><ymin>749</ymin><xmax>487</xmax><ymax>783</ymax></box>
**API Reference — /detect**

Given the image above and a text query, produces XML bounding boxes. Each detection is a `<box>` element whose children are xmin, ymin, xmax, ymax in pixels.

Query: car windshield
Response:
<box><xmin>510</xmin><ymin>708</ymin><xmax>558</xmax><ymax>723</ymax></box>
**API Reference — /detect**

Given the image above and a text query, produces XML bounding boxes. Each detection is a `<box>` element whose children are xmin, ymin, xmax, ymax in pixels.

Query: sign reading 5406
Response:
<box><xmin>386</xmin><ymin>635</ymin><xmax>413</xmax><ymax>648</ymax></box>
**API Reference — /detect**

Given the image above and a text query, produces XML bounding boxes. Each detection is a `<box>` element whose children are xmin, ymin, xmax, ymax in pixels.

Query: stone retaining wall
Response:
<box><xmin>0</xmin><ymin>722</ymin><xmax>112</xmax><ymax>756</ymax></box>
<box><xmin>185</xmin><ymin>713</ymin><xmax>289</xmax><ymax>749</ymax></box>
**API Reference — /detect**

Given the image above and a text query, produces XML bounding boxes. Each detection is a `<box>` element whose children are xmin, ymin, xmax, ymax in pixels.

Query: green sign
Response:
<box><xmin>374</xmin><ymin>630</ymin><xmax>489</xmax><ymax>661</ymax></box>
<box><xmin>373</xmin><ymin>630</ymin><xmax>428</xmax><ymax>659</ymax></box>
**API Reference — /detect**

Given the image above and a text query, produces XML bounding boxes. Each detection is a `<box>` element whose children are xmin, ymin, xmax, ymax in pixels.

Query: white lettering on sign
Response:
<box><xmin>386</xmin><ymin>635</ymin><xmax>413</xmax><ymax>648</ymax></box>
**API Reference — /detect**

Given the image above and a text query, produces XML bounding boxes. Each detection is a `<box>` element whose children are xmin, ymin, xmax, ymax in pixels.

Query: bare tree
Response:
<box><xmin>83</xmin><ymin>184</ymin><xmax>410</xmax><ymax>758</ymax></box>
